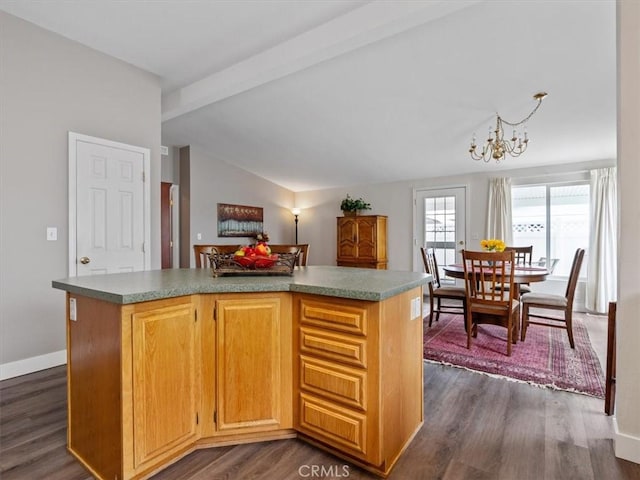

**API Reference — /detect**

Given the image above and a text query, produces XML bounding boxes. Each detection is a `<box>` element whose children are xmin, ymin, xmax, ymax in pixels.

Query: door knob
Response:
<box><xmin>458</xmin><ymin>241</ymin><xmax>465</xmax><ymax>245</ymax></box>
<box><xmin>79</xmin><ymin>256</ymin><xmax>91</xmax><ymax>265</ymax></box>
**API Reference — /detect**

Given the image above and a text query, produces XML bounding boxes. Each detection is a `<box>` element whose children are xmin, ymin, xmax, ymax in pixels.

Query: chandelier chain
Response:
<box><xmin>499</xmin><ymin>97</ymin><xmax>545</xmax><ymax>127</ymax></box>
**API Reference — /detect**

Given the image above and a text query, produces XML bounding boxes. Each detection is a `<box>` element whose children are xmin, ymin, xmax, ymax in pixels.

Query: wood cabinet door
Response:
<box><xmin>337</xmin><ymin>217</ymin><xmax>358</xmax><ymax>260</ymax></box>
<box><xmin>354</xmin><ymin>217</ymin><xmax>378</xmax><ymax>260</ymax></box>
<box><xmin>216</xmin><ymin>297</ymin><xmax>283</xmax><ymax>433</ymax></box>
<box><xmin>132</xmin><ymin>302</ymin><xmax>198</xmax><ymax>468</ymax></box>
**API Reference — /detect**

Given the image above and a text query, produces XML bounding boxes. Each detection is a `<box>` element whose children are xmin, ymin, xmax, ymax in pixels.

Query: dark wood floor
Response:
<box><xmin>2</xmin><ymin>359</ymin><xmax>639</xmax><ymax>480</ymax></box>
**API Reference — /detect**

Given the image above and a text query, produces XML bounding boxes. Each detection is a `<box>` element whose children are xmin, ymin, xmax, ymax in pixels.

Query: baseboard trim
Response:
<box><xmin>614</xmin><ymin>417</ymin><xmax>640</xmax><ymax>464</ymax></box>
<box><xmin>0</xmin><ymin>350</ymin><xmax>67</xmax><ymax>380</ymax></box>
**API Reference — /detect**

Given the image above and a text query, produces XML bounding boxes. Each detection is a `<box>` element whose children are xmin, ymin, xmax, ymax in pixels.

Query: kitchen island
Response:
<box><xmin>53</xmin><ymin>266</ymin><xmax>429</xmax><ymax>479</ymax></box>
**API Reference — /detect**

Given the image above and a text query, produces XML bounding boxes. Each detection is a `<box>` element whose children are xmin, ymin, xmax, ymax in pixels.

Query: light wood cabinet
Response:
<box><xmin>337</xmin><ymin>215</ymin><xmax>387</xmax><ymax>269</ymax></box>
<box><xmin>67</xmin><ymin>295</ymin><xmax>201</xmax><ymax>480</ymax></box>
<box><xmin>68</xmin><ymin>293</ymin><xmax>292</xmax><ymax>480</ymax></box>
<box><xmin>213</xmin><ymin>295</ymin><xmax>292</xmax><ymax>434</ymax></box>
<box><xmin>197</xmin><ymin>293</ymin><xmax>293</xmax><ymax>442</ymax></box>
<box><xmin>131</xmin><ymin>302</ymin><xmax>199</xmax><ymax>469</ymax></box>
<box><xmin>293</xmin><ymin>290</ymin><xmax>423</xmax><ymax>477</ymax></box>
<box><xmin>64</xmin><ymin>283</ymin><xmax>421</xmax><ymax>479</ymax></box>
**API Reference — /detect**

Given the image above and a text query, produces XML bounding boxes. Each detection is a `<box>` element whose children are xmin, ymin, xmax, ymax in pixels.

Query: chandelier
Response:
<box><xmin>469</xmin><ymin>92</ymin><xmax>547</xmax><ymax>162</ymax></box>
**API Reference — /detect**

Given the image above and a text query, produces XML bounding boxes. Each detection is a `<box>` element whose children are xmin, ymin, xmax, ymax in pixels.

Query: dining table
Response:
<box><xmin>442</xmin><ymin>263</ymin><xmax>550</xmax><ymax>300</ymax></box>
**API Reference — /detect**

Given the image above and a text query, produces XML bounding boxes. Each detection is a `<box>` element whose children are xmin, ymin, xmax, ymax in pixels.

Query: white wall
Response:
<box><xmin>0</xmin><ymin>12</ymin><xmax>161</xmax><ymax>375</ymax></box>
<box><xmin>160</xmin><ymin>142</ymin><xmax>177</xmax><ymax>184</ymax></box>
<box><xmin>186</xmin><ymin>145</ymin><xmax>295</xmax><ymax>266</ymax></box>
<box><xmin>615</xmin><ymin>0</ymin><xmax>640</xmax><ymax>463</ymax></box>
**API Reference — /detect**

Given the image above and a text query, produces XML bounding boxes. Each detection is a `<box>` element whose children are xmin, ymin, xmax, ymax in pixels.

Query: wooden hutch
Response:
<box><xmin>337</xmin><ymin>215</ymin><xmax>387</xmax><ymax>269</ymax></box>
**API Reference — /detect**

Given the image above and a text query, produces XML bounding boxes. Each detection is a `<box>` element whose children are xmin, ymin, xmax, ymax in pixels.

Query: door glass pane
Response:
<box><xmin>425</xmin><ymin>195</ymin><xmax>456</xmax><ymax>283</ymax></box>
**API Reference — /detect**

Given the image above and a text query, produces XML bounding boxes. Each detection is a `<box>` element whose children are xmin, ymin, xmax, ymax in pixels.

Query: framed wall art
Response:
<box><xmin>217</xmin><ymin>203</ymin><xmax>263</xmax><ymax>237</ymax></box>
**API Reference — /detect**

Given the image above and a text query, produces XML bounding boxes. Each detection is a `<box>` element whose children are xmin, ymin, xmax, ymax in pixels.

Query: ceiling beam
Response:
<box><xmin>161</xmin><ymin>0</ymin><xmax>482</xmax><ymax>121</ymax></box>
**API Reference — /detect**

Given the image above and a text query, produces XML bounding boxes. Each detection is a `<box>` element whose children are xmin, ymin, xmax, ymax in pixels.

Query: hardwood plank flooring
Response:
<box><xmin>2</xmin><ymin>362</ymin><xmax>639</xmax><ymax>479</ymax></box>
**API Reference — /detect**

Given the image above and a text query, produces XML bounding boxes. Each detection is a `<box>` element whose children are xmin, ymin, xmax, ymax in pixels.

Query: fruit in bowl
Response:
<box><xmin>255</xmin><ymin>242</ymin><xmax>271</xmax><ymax>256</ymax></box>
<box><xmin>234</xmin><ymin>246</ymin><xmax>257</xmax><ymax>267</ymax></box>
<box><xmin>254</xmin><ymin>254</ymin><xmax>278</xmax><ymax>269</ymax></box>
<box><xmin>232</xmin><ymin>245</ymin><xmax>278</xmax><ymax>269</ymax></box>
<box><xmin>234</xmin><ymin>255</ymin><xmax>256</xmax><ymax>267</ymax></box>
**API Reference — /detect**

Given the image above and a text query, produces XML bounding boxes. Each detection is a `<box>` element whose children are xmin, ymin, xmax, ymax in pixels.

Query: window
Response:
<box><xmin>511</xmin><ymin>183</ymin><xmax>589</xmax><ymax>278</ymax></box>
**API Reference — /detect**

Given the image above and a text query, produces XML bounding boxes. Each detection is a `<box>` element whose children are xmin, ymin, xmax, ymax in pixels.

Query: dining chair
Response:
<box><xmin>505</xmin><ymin>245</ymin><xmax>533</xmax><ymax>265</ymax></box>
<box><xmin>462</xmin><ymin>249</ymin><xmax>519</xmax><ymax>356</ymax></box>
<box><xmin>499</xmin><ymin>245</ymin><xmax>533</xmax><ymax>294</ymax></box>
<box><xmin>193</xmin><ymin>244</ymin><xmax>239</xmax><ymax>268</ymax></box>
<box><xmin>520</xmin><ymin>248</ymin><xmax>585</xmax><ymax>347</ymax></box>
<box><xmin>420</xmin><ymin>247</ymin><xmax>466</xmax><ymax>327</ymax></box>
<box><xmin>267</xmin><ymin>244</ymin><xmax>309</xmax><ymax>266</ymax></box>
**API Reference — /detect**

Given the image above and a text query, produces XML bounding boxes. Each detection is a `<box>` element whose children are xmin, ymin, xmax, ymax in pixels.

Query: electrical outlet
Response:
<box><xmin>69</xmin><ymin>298</ymin><xmax>77</xmax><ymax>321</ymax></box>
<box><xmin>197</xmin><ymin>233</ymin><xmax>202</xmax><ymax>240</ymax></box>
<box><xmin>410</xmin><ymin>297</ymin><xmax>421</xmax><ymax>320</ymax></box>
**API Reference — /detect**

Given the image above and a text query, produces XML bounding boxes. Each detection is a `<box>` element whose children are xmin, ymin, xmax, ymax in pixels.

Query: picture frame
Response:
<box><xmin>217</xmin><ymin>203</ymin><xmax>263</xmax><ymax>237</ymax></box>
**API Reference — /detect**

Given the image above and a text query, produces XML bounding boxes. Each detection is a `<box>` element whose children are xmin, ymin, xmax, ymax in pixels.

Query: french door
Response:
<box><xmin>415</xmin><ymin>187</ymin><xmax>466</xmax><ymax>283</ymax></box>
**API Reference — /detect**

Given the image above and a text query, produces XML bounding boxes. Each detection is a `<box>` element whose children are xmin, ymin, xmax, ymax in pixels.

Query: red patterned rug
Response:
<box><xmin>423</xmin><ymin>313</ymin><xmax>605</xmax><ymax>398</ymax></box>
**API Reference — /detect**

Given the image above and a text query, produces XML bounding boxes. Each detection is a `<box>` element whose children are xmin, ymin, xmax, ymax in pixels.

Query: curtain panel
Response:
<box><xmin>586</xmin><ymin>167</ymin><xmax>617</xmax><ymax>313</ymax></box>
<box><xmin>486</xmin><ymin>177</ymin><xmax>513</xmax><ymax>245</ymax></box>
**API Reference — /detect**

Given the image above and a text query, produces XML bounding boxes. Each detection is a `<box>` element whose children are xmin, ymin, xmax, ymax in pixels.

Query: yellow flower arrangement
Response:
<box><xmin>480</xmin><ymin>239</ymin><xmax>506</xmax><ymax>252</ymax></box>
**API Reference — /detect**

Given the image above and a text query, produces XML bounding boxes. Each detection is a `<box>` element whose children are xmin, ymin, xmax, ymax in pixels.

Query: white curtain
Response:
<box><xmin>586</xmin><ymin>167</ymin><xmax>617</xmax><ymax>313</ymax></box>
<box><xmin>486</xmin><ymin>178</ymin><xmax>513</xmax><ymax>245</ymax></box>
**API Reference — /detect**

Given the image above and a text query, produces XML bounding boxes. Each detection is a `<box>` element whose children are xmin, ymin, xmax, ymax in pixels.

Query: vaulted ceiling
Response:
<box><xmin>0</xmin><ymin>0</ymin><xmax>616</xmax><ymax>191</ymax></box>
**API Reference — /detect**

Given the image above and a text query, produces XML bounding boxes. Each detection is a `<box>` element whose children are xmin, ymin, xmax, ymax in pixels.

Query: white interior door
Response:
<box><xmin>69</xmin><ymin>132</ymin><xmax>150</xmax><ymax>276</ymax></box>
<box><xmin>415</xmin><ymin>187</ymin><xmax>466</xmax><ymax>283</ymax></box>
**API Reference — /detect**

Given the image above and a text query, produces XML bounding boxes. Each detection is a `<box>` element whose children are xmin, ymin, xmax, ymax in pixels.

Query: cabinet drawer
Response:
<box><xmin>299</xmin><ymin>393</ymin><xmax>367</xmax><ymax>457</ymax></box>
<box><xmin>299</xmin><ymin>298</ymin><xmax>367</xmax><ymax>336</ymax></box>
<box><xmin>300</xmin><ymin>356</ymin><xmax>366</xmax><ymax>410</ymax></box>
<box><xmin>300</xmin><ymin>327</ymin><xmax>366</xmax><ymax>368</ymax></box>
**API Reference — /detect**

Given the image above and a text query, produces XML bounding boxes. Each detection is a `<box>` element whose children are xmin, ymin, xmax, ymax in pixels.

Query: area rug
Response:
<box><xmin>423</xmin><ymin>313</ymin><xmax>605</xmax><ymax>398</ymax></box>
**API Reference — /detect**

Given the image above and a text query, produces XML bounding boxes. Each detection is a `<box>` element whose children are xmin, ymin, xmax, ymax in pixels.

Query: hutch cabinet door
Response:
<box><xmin>337</xmin><ymin>217</ymin><xmax>359</xmax><ymax>260</ymax></box>
<box><xmin>353</xmin><ymin>216</ymin><xmax>378</xmax><ymax>260</ymax></box>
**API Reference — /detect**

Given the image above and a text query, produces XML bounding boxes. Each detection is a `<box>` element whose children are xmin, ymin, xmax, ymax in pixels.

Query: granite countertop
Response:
<box><xmin>52</xmin><ymin>266</ymin><xmax>430</xmax><ymax>304</ymax></box>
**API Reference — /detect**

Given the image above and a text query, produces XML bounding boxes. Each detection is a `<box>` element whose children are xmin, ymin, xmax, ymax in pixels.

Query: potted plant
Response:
<box><xmin>340</xmin><ymin>194</ymin><xmax>371</xmax><ymax>216</ymax></box>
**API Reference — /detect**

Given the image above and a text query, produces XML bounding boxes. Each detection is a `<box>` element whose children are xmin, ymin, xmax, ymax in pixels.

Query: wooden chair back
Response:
<box><xmin>462</xmin><ymin>249</ymin><xmax>518</xmax><ymax>355</ymax></box>
<box><xmin>564</xmin><ymin>248</ymin><xmax>585</xmax><ymax>308</ymax></box>
<box><xmin>193</xmin><ymin>244</ymin><xmax>239</xmax><ymax>268</ymax></box>
<box><xmin>419</xmin><ymin>247</ymin><xmax>466</xmax><ymax>326</ymax></box>
<box><xmin>268</xmin><ymin>244</ymin><xmax>309</xmax><ymax>266</ymax></box>
<box><xmin>504</xmin><ymin>245</ymin><xmax>533</xmax><ymax>266</ymax></box>
<box><xmin>462</xmin><ymin>250</ymin><xmax>516</xmax><ymax>307</ymax></box>
<box><xmin>420</xmin><ymin>247</ymin><xmax>441</xmax><ymax>290</ymax></box>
